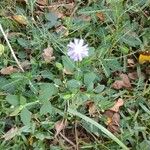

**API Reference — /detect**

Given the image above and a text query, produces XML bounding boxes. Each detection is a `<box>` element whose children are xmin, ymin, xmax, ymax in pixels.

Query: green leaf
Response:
<box><xmin>100</xmin><ymin>59</ymin><xmax>122</xmax><ymax>77</ymax></box>
<box><xmin>40</xmin><ymin>70</ymin><xmax>55</xmax><ymax>80</ymax></box>
<box><xmin>20</xmin><ymin>96</ymin><xmax>26</xmax><ymax>105</ymax></box>
<box><xmin>68</xmin><ymin>108</ymin><xmax>129</xmax><ymax>150</ymax></box>
<box><xmin>81</xmin><ymin>120</ymin><xmax>101</xmax><ymax>137</ymax></box>
<box><xmin>10</xmin><ymin>72</ymin><xmax>25</xmax><ymax>79</ymax></box>
<box><xmin>45</xmin><ymin>12</ymin><xmax>58</xmax><ymax>21</ymax></box>
<box><xmin>50</xmin><ymin>146</ymin><xmax>62</xmax><ymax>150</ymax></box>
<box><xmin>10</xmin><ymin>105</ymin><xmax>23</xmax><ymax>116</ymax></box>
<box><xmin>119</xmin><ymin>46</ymin><xmax>129</xmax><ymax>54</ymax></box>
<box><xmin>67</xmin><ymin>79</ymin><xmax>81</xmax><ymax>90</ymax></box>
<box><xmin>18</xmin><ymin>51</ymin><xmax>27</xmax><ymax>59</ymax></box>
<box><xmin>94</xmin><ymin>84</ymin><xmax>105</xmax><ymax>93</ymax></box>
<box><xmin>84</xmin><ymin>72</ymin><xmax>97</xmax><ymax>86</ymax></box>
<box><xmin>6</xmin><ymin>95</ymin><xmax>19</xmax><ymax>106</ymax></box>
<box><xmin>39</xmin><ymin>83</ymin><xmax>58</xmax><ymax>102</ymax></box>
<box><xmin>69</xmin><ymin>93</ymin><xmax>89</xmax><ymax>109</ymax></box>
<box><xmin>62</xmin><ymin>93</ymin><xmax>75</xmax><ymax>100</ymax></box>
<box><xmin>20</xmin><ymin>107</ymin><xmax>31</xmax><ymax>126</ymax></box>
<box><xmin>0</xmin><ymin>77</ymin><xmax>16</xmax><ymax>93</ymax></box>
<box><xmin>120</xmin><ymin>34</ymin><xmax>141</xmax><ymax>47</ymax></box>
<box><xmin>40</xmin><ymin>101</ymin><xmax>52</xmax><ymax>115</ymax></box>
<box><xmin>138</xmin><ymin>140</ymin><xmax>150</xmax><ymax>150</ymax></box>
<box><xmin>78</xmin><ymin>6</ymin><xmax>105</xmax><ymax>14</ymax></box>
<box><xmin>98</xmin><ymin>44</ymin><xmax>111</xmax><ymax>58</ymax></box>
<box><xmin>88</xmin><ymin>47</ymin><xmax>95</xmax><ymax>56</ymax></box>
<box><xmin>55</xmin><ymin>62</ymin><xmax>63</xmax><ymax>70</ymax></box>
<box><xmin>100</xmin><ymin>59</ymin><xmax>111</xmax><ymax>77</ymax></box>
<box><xmin>54</xmin><ymin>78</ymin><xmax>62</xmax><ymax>86</ymax></box>
<box><xmin>139</xmin><ymin>103</ymin><xmax>150</xmax><ymax>115</ymax></box>
<box><xmin>87</xmin><ymin>82</ymin><xmax>94</xmax><ymax>91</ymax></box>
<box><xmin>45</xmin><ymin>12</ymin><xmax>59</xmax><ymax>29</ymax></box>
<box><xmin>62</xmin><ymin>56</ymin><xmax>75</xmax><ymax>72</ymax></box>
<box><xmin>98</xmin><ymin>99</ymin><xmax>114</xmax><ymax>111</ymax></box>
<box><xmin>0</xmin><ymin>77</ymin><xmax>8</xmax><ymax>88</ymax></box>
<box><xmin>105</xmin><ymin>59</ymin><xmax>122</xmax><ymax>72</ymax></box>
<box><xmin>17</xmin><ymin>38</ymin><xmax>30</xmax><ymax>49</ymax></box>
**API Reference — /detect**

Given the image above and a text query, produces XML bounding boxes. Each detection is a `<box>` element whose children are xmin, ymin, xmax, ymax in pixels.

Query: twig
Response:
<box><xmin>104</xmin><ymin>50</ymin><xmax>140</xmax><ymax>61</ymax></box>
<box><xmin>36</xmin><ymin>2</ymin><xmax>74</xmax><ymax>9</ymax></box>
<box><xmin>59</xmin><ymin>132</ymin><xmax>76</xmax><ymax>148</ymax></box>
<box><xmin>0</xmin><ymin>24</ymin><xmax>24</xmax><ymax>72</ymax></box>
<box><xmin>70</xmin><ymin>3</ymin><xmax>79</xmax><ymax>18</ymax></box>
<box><xmin>75</xmin><ymin>120</ymin><xmax>79</xmax><ymax>150</ymax></box>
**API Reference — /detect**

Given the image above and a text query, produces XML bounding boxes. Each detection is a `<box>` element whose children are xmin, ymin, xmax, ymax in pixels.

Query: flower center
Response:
<box><xmin>74</xmin><ymin>45</ymin><xmax>82</xmax><ymax>54</ymax></box>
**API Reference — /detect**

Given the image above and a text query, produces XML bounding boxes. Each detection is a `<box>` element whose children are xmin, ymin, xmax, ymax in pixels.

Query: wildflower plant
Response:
<box><xmin>0</xmin><ymin>0</ymin><xmax>149</xmax><ymax>150</ymax></box>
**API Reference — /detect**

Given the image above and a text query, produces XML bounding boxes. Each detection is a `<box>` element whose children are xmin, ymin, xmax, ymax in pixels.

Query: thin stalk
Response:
<box><xmin>0</xmin><ymin>24</ymin><xmax>24</xmax><ymax>72</ymax></box>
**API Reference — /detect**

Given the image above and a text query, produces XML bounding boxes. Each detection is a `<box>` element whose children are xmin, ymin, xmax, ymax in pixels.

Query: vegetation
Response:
<box><xmin>0</xmin><ymin>0</ymin><xmax>150</xmax><ymax>149</ymax></box>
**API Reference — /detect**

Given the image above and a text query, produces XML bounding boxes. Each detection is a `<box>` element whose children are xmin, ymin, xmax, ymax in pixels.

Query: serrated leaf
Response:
<box><xmin>100</xmin><ymin>59</ymin><xmax>111</xmax><ymax>77</ymax></box>
<box><xmin>100</xmin><ymin>59</ymin><xmax>122</xmax><ymax>77</ymax></box>
<box><xmin>120</xmin><ymin>34</ymin><xmax>141</xmax><ymax>47</ymax></box>
<box><xmin>6</xmin><ymin>95</ymin><xmax>19</xmax><ymax>106</ymax></box>
<box><xmin>39</xmin><ymin>83</ymin><xmax>58</xmax><ymax>102</ymax></box>
<box><xmin>40</xmin><ymin>101</ymin><xmax>52</xmax><ymax>115</ymax></box>
<box><xmin>20</xmin><ymin>107</ymin><xmax>31</xmax><ymax>126</ymax></box>
<box><xmin>106</xmin><ymin>59</ymin><xmax>122</xmax><ymax>72</ymax></box>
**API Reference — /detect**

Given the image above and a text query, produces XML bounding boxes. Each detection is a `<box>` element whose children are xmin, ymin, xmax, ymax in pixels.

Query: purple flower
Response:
<box><xmin>67</xmin><ymin>39</ymin><xmax>89</xmax><ymax>61</ymax></box>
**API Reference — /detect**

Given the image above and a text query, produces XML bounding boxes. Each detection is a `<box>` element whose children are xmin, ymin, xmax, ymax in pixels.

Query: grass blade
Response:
<box><xmin>68</xmin><ymin>108</ymin><xmax>129</xmax><ymax>150</ymax></box>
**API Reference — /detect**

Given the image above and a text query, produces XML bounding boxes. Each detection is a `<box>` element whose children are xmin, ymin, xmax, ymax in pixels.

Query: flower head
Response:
<box><xmin>67</xmin><ymin>39</ymin><xmax>89</xmax><ymax>61</ymax></box>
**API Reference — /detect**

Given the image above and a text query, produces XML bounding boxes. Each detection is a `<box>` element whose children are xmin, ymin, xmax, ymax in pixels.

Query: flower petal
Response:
<box><xmin>78</xmin><ymin>39</ymin><xmax>84</xmax><ymax>46</ymax></box>
<box><xmin>74</xmin><ymin>39</ymin><xmax>79</xmax><ymax>45</ymax></box>
<box><xmin>67</xmin><ymin>42</ymin><xmax>75</xmax><ymax>48</ymax></box>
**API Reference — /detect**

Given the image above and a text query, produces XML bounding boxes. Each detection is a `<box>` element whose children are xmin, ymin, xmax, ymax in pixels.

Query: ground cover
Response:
<box><xmin>0</xmin><ymin>0</ymin><xmax>150</xmax><ymax>149</ymax></box>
